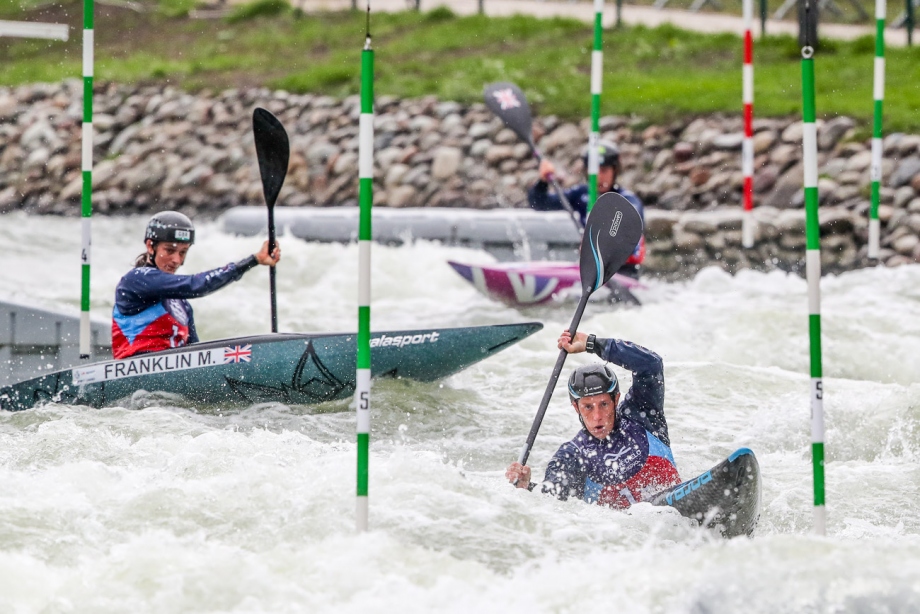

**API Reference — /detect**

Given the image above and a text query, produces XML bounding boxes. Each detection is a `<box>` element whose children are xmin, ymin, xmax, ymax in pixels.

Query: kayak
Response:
<box><xmin>447</xmin><ymin>260</ymin><xmax>644</xmax><ymax>307</ymax></box>
<box><xmin>650</xmin><ymin>448</ymin><xmax>762</xmax><ymax>538</ymax></box>
<box><xmin>0</xmin><ymin>322</ymin><xmax>542</xmax><ymax>412</ymax></box>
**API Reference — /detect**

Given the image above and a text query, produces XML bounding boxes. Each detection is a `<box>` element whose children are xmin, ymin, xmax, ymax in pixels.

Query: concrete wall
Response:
<box><xmin>0</xmin><ymin>300</ymin><xmax>111</xmax><ymax>387</ymax></box>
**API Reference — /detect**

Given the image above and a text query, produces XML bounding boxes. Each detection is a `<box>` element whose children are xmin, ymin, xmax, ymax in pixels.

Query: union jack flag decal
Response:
<box><xmin>492</xmin><ymin>88</ymin><xmax>521</xmax><ymax>111</ymax></box>
<box><xmin>223</xmin><ymin>344</ymin><xmax>253</xmax><ymax>364</ymax></box>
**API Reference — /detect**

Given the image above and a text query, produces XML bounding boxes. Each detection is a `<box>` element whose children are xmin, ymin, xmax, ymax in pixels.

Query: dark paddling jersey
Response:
<box><xmin>540</xmin><ymin>339</ymin><xmax>680</xmax><ymax>509</ymax></box>
<box><xmin>112</xmin><ymin>257</ymin><xmax>257</xmax><ymax>359</ymax></box>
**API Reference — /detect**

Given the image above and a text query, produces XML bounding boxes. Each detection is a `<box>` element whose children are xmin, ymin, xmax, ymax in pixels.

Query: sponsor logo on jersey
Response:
<box><xmin>72</xmin><ymin>347</ymin><xmax>227</xmax><ymax>385</ymax></box>
<box><xmin>369</xmin><ymin>331</ymin><xmax>440</xmax><ymax>348</ymax></box>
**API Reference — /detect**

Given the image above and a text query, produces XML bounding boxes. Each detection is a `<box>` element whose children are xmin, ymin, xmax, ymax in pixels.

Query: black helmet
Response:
<box><xmin>568</xmin><ymin>363</ymin><xmax>619</xmax><ymax>403</ymax></box>
<box><xmin>145</xmin><ymin>211</ymin><xmax>195</xmax><ymax>245</ymax></box>
<box><xmin>582</xmin><ymin>140</ymin><xmax>620</xmax><ymax>172</ymax></box>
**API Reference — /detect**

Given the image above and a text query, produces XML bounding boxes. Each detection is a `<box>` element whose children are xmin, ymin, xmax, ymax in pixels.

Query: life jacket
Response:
<box><xmin>547</xmin><ymin>419</ymin><xmax>681</xmax><ymax>509</ymax></box>
<box><xmin>112</xmin><ymin>298</ymin><xmax>193</xmax><ymax>359</ymax></box>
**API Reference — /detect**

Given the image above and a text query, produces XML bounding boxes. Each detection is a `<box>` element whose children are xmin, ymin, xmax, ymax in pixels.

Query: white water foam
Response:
<box><xmin>1</xmin><ymin>213</ymin><xmax>918</xmax><ymax>612</ymax></box>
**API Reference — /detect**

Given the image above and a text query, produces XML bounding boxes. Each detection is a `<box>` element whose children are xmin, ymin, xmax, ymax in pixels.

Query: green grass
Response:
<box><xmin>1</xmin><ymin>2</ymin><xmax>919</xmax><ymax>130</ymax></box>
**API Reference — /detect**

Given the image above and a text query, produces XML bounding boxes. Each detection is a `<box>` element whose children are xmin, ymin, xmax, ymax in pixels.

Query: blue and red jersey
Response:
<box><xmin>527</xmin><ymin>182</ymin><xmax>646</xmax><ymax>265</ymax></box>
<box><xmin>112</xmin><ymin>257</ymin><xmax>257</xmax><ymax>359</ymax></box>
<box><xmin>539</xmin><ymin>338</ymin><xmax>680</xmax><ymax>508</ymax></box>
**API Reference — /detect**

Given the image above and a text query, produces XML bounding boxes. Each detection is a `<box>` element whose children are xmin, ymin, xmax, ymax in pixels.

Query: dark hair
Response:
<box><xmin>134</xmin><ymin>243</ymin><xmax>157</xmax><ymax>268</ymax></box>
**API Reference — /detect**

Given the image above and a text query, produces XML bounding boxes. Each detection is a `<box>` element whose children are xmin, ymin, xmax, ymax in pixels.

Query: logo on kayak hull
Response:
<box><xmin>665</xmin><ymin>470</ymin><xmax>713</xmax><ymax>505</ymax></box>
<box><xmin>369</xmin><ymin>331</ymin><xmax>440</xmax><ymax>348</ymax></box>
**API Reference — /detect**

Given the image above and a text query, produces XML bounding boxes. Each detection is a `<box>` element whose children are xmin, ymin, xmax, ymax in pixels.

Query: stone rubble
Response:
<box><xmin>1</xmin><ymin>80</ymin><xmax>919</xmax><ymax>277</ymax></box>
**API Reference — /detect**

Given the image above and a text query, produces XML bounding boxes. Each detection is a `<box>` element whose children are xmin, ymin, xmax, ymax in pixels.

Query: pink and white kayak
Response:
<box><xmin>447</xmin><ymin>260</ymin><xmax>644</xmax><ymax>307</ymax></box>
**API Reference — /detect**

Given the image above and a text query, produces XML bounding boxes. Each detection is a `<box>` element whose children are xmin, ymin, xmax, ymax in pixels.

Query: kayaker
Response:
<box><xmin>505</xmin><ymin>330</ymin><xmax>680</xmax><ymax>508</ymax></box>
<box><xmin>527</xmin><ymin>140</ymin><xmax>645</xmax><ymax>278</ymax></box>
<box><xmin>112</xmin><ymin>211</ymin><xmax>280</xmax><ymax>359</ymax></box>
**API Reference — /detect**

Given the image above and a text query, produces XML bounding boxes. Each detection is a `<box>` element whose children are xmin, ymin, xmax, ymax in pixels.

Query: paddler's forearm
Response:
<box><xmin>591</xmin><ymin>338</ymin><xmax>663</xmax><ymax>378</ymax></box>
<box><xmin>234</xmin><ymin>255</ymin><xmax>258</xmax><ymax>274</ymax></box>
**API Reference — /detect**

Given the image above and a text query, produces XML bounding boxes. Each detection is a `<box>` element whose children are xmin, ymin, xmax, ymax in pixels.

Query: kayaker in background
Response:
<box><xmin>527</xmin><ymin>141</ymin><xmax>646</xmax><ymax>278</ymax></box>
<box><xmin>505</xmin><ymin>330</ymin><xmax>680</xmax><ymax>508</ymax></box>
<box><xmin>112</xmin><ymin>211</ymin><xmax>280</xmax><ymax>359</ymax></box>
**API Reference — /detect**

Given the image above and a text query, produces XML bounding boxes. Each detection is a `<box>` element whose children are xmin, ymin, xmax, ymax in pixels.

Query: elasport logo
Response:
<box><xmin>609</xmin><ymin>210</ymin><xmax>623</xmax><ymax>237</ymax></box>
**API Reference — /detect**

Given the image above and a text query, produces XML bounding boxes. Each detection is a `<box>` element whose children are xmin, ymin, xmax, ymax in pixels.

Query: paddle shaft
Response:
<box><xmin>267</xmin><ymin>205</ymin><xmax>278</xmax><ymax>333</ymax></box>
<box><xmin>530</xmin><ymin>147</ymin><xmax>584</xmax><ymax>236</ymax></box>
<box><xmin>518</xmin><ymin>291</ymin><xmax>590</xmax><ymax>467</ymax></box>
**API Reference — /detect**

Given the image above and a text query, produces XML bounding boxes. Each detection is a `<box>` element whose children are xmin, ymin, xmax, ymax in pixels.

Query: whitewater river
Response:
<box><xmin>1</xmin><ymin>212</ymin><xmax>918</xmax><ymax>613</ymax></box>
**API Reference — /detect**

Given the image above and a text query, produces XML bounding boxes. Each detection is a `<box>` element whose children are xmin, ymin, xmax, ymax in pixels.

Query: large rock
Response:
<box><xmin>818</xmin><ymin>116</ymin><xmax>855</xmax><ymax>150</ymax></box>
<box><xmin>712</xmin><ymin>133</ymin><xmax>744</xmax><ymax>150</ymax></box>
<box><xmin>384</xmin><ymin>163</ymin><xmax>410</xmax><ymax>187</ymax></box>
<box><xmin>890</xmin><ymin>157</ymin><xmax>920</xmax><ymax>188</ymax></box>
<box><xmin>845</xmin><ymin>150</ymin><xmax>873</xmax><ymax>173</ymax></box>
<box><xmin>644</xmin><ymin>210</ymin><xmax>679</xmax><ymax>240</ymax></box>
<box><xmin>541</xmin><ymin>123</ymin><xmax>581</xmax><ymax>153</ymax></box>
<box><xmin>484</xmin><ymin>145</ymin><xmax>515</xmax><ymax>164</ymax></box>
<box><xmin>764</xmin><ymin>163</ymin><xmax>803</xmax><ymax>209</ymax></box>
<box><xmin>431</xmin><ymin>147</ymin><xmax>462</xmax><ymax>180</ymax></box>
<box><xmin>753</xmin><ymin>130</ymin><xmax>777</xmax><ymax>154</ymax></box>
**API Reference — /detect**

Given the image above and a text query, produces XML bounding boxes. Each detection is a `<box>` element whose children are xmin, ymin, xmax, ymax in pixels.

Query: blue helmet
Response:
<box><xmin>568</xmin><ymin>363</ymin><xmax>619</xmax><ymax>404</ymax></box>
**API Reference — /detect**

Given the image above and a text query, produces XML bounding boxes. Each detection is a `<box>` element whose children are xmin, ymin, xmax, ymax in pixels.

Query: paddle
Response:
<box><xmin>252</xmin><ymin>107</ymin><xmax>290</xmax><ymax>334</ymax></box>
<box><xmin>483</xmin><ymin>82</ymin><xmax>584</xmax><ymax>235</ymax></box>
<box><xmin>517</xmin><ymin>192</ymin><xmax>644</xmax><ymax>470</ymax></box>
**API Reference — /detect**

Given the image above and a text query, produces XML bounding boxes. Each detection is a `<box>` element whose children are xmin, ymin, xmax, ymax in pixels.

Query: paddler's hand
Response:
<box><xmin>255</xmin><ymin>240</ymin><xmax>281</xmax><ymax>266</ymax></box>
<box><xmin>505</xmin><ymin>462</ymin><xmax>531</xmax><ymax>489</ymax></box>
<box><xmin>558</xmin><ymin>330</ymin><xmax>588</xmax><ymax>354</ymax></box>
<box><xmin>538</xmin><ymin>159</ymin><xmax>556</xmax><ymax>183</ymax></box>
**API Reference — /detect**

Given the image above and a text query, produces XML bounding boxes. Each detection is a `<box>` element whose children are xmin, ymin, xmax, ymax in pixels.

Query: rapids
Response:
<box><xmin>1</xmin><ymin>212</ymin><xmax>918</xmax><ymax>612</ymax></box>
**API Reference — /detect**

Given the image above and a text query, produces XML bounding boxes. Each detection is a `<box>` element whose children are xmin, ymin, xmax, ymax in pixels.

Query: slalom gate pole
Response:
<box><xmin>587</xmin><ymin>0</ymin><xmax>603</xmax><ymax>212</ymax></box>
<box><xmin>742</xmin><ymin>0</ymin><xmax>755</xmax><ymax>249</ymax></box>
<box><xmin>356</xmin><ymin>6</ymin><xmax>374</xmax><ymax>533</ymax></box>
<box><xmin>869</xmin><ymin>0</ymin><xmax>886</xmax><ymax>260</ymax></box>
<box><xmin>800</xmin><ymin>0</ymin><xmax>826</xmax><ymax>536</ymax></box>
<box><xmin>79</xmin><ymin>0</ymin><xmax>94</xmax><ymax>359</ymax></box>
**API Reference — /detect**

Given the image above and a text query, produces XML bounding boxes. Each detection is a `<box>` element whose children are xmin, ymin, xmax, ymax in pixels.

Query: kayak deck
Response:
<box><xmin>650</xmin><ymin>448</ymin><xmax>762</xmax><ymax>538</ymax></box>
<box><xmin>447</xmin><ymin>260</ymin><xmax>643</xmax><ymax>307</ymax></box>
<box><xmin>0</xmin><ymin>323</ymin><xmax>543</xmax><ymax>411</ymax></box>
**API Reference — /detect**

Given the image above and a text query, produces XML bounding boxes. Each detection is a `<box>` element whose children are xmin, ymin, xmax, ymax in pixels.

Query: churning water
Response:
<box><xmin>1</xmin><ymin>212</ymin><xmax>918</xmax><ymax>613</ymax></box>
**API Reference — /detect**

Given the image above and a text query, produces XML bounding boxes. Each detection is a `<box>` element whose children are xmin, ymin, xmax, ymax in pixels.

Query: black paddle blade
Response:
<box><xmin>483</xmin><ymin>82</ymin><xmax>534</xmax><ymax>148</ymax></box>
<box><xmin>579</xmin><ymin>192</ymin><xmax>644</xmax><ymax>293</ymax></box>
<box><xmin>252</xmin><ymin>108</ymin><xmax>290</xmax><ymax>208</ymax></box>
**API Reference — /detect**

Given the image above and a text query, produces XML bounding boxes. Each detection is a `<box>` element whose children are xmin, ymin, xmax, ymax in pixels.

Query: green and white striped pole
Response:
<box><xmin>800</xmin><ymin>13</ymin><xmax>826</xmax><ymax>536</ymax></box>
<box><xmin>356</xmin><ymin>16</ymin><xmax>374</xmax><ymax>533</ymax></box>
<box><xmin>587</xmin><ymin>0</ymin><xmax>603</xmax><ymax>211</ymax></box>
<box><xmin>79</xmin><ymin>0</ymin><xmax>94</xmax><ymax>359</ymax></box>
<box><xmin>869</xmin><ymin>0</ymin><xmax>886</xmax><ymax>260</ymax></box>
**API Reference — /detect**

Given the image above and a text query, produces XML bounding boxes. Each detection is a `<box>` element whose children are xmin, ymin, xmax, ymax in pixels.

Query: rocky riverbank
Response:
<box><xmin>2</xmin><ymin>80</ymin><xmax>919</xmax><ymax>276</ymax></box>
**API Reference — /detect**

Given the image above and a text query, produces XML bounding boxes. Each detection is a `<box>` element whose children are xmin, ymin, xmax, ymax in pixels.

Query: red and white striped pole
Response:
<box><xmin>742</xmin><ymin>0</ymin><xmax>755</xmax><ymax>248</ymax></box>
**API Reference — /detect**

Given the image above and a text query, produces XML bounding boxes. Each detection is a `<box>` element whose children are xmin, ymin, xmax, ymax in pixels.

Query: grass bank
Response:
<box><xmin>1</xmin><ymin>1</ymin><xmax>919</xmax><ymax>131</ymax></box>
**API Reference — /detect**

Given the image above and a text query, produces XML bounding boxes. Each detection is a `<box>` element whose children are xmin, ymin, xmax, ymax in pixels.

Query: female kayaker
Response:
<box><xmin>112</xmin><ymin>211</ymin><xmax>280</xmax><ymax>359</ymax></box>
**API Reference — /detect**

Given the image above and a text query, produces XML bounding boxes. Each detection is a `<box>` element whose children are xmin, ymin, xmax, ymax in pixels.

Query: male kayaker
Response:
<box><xmin>528</xmin><ymin>140</ymin><xmax>645</xmax><ymax>278</ymax></box>
<box><xmin>505</xmin><ymin>330</ymin><xmax>680</xmax><ymax>508</ymax></box>
<box><xmin>112</xmin><ymin>211</ymin><xmax>280</xmax><ymax>359</ymax></box>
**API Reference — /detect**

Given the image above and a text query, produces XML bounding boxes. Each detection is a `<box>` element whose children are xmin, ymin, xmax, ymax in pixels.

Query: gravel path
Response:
<box><xmin>293</xmin><ymin>0</ymin><xmax>911</xmax><ymax>46</ymax></box>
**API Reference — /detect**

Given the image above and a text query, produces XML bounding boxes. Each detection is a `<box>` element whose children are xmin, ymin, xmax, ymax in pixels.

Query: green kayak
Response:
<box><xmin>0</xmin><ymin>322</ymin><xmax>542</xmax><ymax>411</ymax></box>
